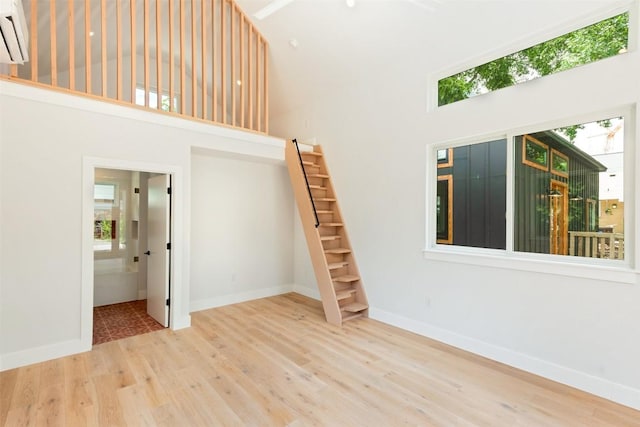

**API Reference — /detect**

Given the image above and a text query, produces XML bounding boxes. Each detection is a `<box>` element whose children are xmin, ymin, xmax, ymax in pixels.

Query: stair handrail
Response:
<box><xmin>292</xmin><ymin>138</ymin><xmax>320</xmax><ymax>228</ymax></box>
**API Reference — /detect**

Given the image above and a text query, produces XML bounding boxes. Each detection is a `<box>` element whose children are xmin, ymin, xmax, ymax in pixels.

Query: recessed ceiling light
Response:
<box><xmin>289</xmin><ymin>38</ymin><xmax>299</xmax><ymax>48</ymax></box>
<box><xmin>89</xmin><ymin>31</ymin><xmax>95</xmax><ymax>37</ymax></box>
<box><xmin>346</xmin><ymin>0</ymin><xmax>355</xmax><ymax>7</ymax></box>
<box><xmin>236</xmin><ymin>80</ymin><xmax>242</xmax><ymax>86</ymax></box>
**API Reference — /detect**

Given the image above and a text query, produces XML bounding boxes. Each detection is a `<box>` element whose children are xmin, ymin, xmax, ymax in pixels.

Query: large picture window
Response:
<box><xmin>433</xmin><ymin>116</ymin><xmax>627</xmax><ymax>263</ymax></box>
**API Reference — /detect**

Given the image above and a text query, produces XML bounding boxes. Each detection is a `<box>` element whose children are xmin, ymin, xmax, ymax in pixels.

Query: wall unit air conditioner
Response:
<box><xmin>0</xmin><ymin>0</ymin><xmax>29</xmax><ymax>64</ymax></box>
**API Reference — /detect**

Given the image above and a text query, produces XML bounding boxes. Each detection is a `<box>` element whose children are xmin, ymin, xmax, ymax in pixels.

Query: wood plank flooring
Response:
<box><xmin>1</xmin><ymin>293</ymin><xmax>639</xmax><ymax>426</ymax></box>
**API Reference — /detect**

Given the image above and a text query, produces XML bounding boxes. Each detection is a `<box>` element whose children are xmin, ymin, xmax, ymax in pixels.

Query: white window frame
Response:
<box><xmin>427</xmin><ymin>2</ymin><xmax>637</xmax><ymax>112</ymax></box>
<box><xmin>424</xmin><ymin>106</ymin><xmax>638</xmax><ymax>284</ymax></box>
<box><xmin>135</xmin><ymin>86</ymin><xmax>179</xmax><ymax>112</ymax></box>
<box><xmin>93</xmin><ymin>179</ymin><xmax>126</xmax><ymax>258</ymax></box>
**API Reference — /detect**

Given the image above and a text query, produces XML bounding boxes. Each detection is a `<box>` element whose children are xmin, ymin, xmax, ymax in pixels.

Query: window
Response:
<box><xmin>522</xmin><ymin>136</ymin><xmax>549</xmax><ymax>171</ymax></box>
<box><xmin>437</xmin><ymin>148</ymin><xmax>453</xmax><ymax>168</ymax></box>
<box><xmin>94</xmin><ymin>183</ymin><xmax>121</xmax><ymax>253</ymax></box>
<box><xmin>431</xmin><ymin>115</ymin><xmax>627</xmax><ymax>264</ymax></box>
<box><xmin>135</xmin><ymin>87</ymin><xmax>178</xmax><ymax>112</ymax></box>
<box><xmin>94</xmin><ymin>169</ymin><xmax>140</xmax><ymax>276</ymax></box>
<box><xmin>551</xmin><ymin>149</ymin><xmax>569</xmax><ymax>177</ymax></box>
<box><xmin>437</xmin><ymin>13</ymin><xmax>629</xmax><ymax>106</ymax></box>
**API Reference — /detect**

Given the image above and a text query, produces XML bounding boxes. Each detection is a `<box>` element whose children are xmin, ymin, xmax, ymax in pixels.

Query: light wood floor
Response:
<box><xmin>1</xmin><ymin>293</ymin><xmax>639</xmax><ymax>426</ymax></box>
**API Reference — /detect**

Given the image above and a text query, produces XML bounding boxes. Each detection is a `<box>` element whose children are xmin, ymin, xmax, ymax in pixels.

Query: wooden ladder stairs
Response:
<box><xmin>285</xmin><ymin>139</ymin><xmax>369</xmax><ymax>326</ymax></box>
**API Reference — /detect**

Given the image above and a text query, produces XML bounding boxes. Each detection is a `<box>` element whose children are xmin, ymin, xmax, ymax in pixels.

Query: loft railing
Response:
<box><xmin>292</xmin><ymin>138</ymin><xmax>320</xmax><ymax>228</ymax></box>
<box><xmin>568</xmin><ymin>231</ymin><xmax>624</xmax><ymax>260</ymax></box>
<box><xmin>2</xmin><ymin>0</ymin><xmax>268</xmax><ymax>133</ymax></box>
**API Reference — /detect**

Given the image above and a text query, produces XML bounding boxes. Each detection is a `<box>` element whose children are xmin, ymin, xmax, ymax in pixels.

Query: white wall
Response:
<box><xmin>271</xmin><ymin>28</ymin><xmax>640</xmax><ymax>410</ymax></box>
<box><xmin>190</xmin><ymin>150</ymin><xmax>294</xmax><ymax>310</ymax></box>
<box><xmin>0</xmin><ymin>81</ymin><xmax>288</xmax><ymax>370</ymax></box>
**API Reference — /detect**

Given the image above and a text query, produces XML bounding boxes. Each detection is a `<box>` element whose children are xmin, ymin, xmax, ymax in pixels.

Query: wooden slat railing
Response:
<box><xmin>568</xmin><ymin>231</ymin><xmax>624</xmax><ymax>260</ymax></box>
<box><xmin>2</xmin><ymin>0</ymin><xmax>269</xmax><ymax>134</ymax></box>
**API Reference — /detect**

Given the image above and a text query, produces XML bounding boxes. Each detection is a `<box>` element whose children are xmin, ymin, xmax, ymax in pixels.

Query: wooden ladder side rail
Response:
<box><xmin>313</xmin><ymin>145</ymin><xmax>369</xmax><ymax>318</ymax></box>
<box><xmin>285</xmin><ymin>141</ymin><xmax>342</xmax><ymax>325</ymax></box>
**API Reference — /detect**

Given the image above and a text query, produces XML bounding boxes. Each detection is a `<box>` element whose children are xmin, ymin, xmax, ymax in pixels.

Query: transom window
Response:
<box><xmin>437</xmin><ymin>12</ymin><xmax>629</xmax><ymax>107</ymax></box>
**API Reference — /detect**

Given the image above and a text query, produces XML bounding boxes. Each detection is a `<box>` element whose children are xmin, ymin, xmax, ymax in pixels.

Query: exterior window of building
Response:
<box><xmin>433</xmin><ymin>117</ymin><xmax>626</xmax><ymax>262</ymax></box>
<box><xmin>135</xmin><ymin>87</ymin><xmax>178</xmax><ymax>112</ymax></box>
<box><xmin>437</xmin><ymin>13</ymin><xmax>628</xmax><ymax>106</ymax></box>
<box><xmin>94</xmin><ymin>183</ymin><xmax>124</xmax><ymax>253</ymax></box>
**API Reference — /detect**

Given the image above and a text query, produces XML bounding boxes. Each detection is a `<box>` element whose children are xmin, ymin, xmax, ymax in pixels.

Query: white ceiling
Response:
<box><xmin>234</xmin><ymin>0</ymin><xmax>628</xmax><ymax>116</ymax></box>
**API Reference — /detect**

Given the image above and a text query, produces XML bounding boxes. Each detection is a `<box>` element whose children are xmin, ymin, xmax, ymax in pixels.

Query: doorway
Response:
<box><xmin>82</xmin><ymin>157</ymin><xmax>187</xmax><ymax>352</ymax></box>
<box><xmin>549</xmin><ymin>180</ymin><xmax>568</xmax><ymax>255</ymax></box>
<box><xmin>92</xmin><ymin>168</ymin><xmax>172</xmax><ymax>345</ymax></box>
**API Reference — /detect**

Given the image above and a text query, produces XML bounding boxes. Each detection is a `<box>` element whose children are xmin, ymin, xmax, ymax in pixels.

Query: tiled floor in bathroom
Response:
<box><xmin>93</xmin><ymin>299</ymin><xmax>165</xmax><ymax>345</ymax></box>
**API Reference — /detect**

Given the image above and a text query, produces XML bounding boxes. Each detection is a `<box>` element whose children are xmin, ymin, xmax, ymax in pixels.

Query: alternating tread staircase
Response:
<box><xmin>285</xmin><ymin>140</ymin><xmax>369</xmax><ymax>326</ymax></box>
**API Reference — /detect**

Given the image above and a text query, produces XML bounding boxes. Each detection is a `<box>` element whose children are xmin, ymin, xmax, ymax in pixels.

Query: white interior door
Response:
<box><xmin>147</xmin><ymin>174</ymin><xmax>170</xmax><ymax>327</ymax></box>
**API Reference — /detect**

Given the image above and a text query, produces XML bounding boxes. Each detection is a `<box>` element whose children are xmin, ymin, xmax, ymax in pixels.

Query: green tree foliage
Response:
<box><xmin>438</xmin><ymin>13</ymin><xmax>628</xmax><ymax>108</ymax></box>
<box><xmin>99</xmin><ymin>219</ymin><xmax>112</xmax><ymax>240</ymax></box>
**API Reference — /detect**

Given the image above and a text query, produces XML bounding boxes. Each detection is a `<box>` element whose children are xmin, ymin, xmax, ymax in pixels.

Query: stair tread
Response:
<box><xmin>342</xmin><ymin>312</ymin><xmax>364</xmax><ymax>322</ymax></box>
<box><xmin>308</xmin><ymin>173</ymin><xmax>329</xmax><ymax>178</ymax></box>
<box><xmin>325</xmin><ymin>248</ymin><xmax>351</xmax><ymax>254</ymax></box>
<box><xmin>336</xmin><ymin>289</ymin><xmax>357</xmax><ymax>300</ymax></box>
<box><xmin>333</xmin><ymin>274</ymin><xmax>359</xmax><ymax>283</ymax></box>
<box><xmin>342</xmin><ymin>302</ymin><xmax>368</xmax><ymax>313</ymax></box>
<box><xmin>320</xmin><ymin>235</ymin><xmax>341</xmax><ymax>241</ymax></box>
<box><xmin>314</xmin><ymin>197</ymin><xmax>336</xmax><ymax>202</ymax></box>
<box><xmin>327</xmin><ymin>261</ymin><xmax>349</xmax><ymax>269</ymax></box>
<box><xmin>316</xmin><ymin>210</ymin><xmax>333</xmax><ymax>214</ymax></box>
<box><xmin>309</xmin><ymin>185</ymin><xmax>327</xmax><ymax>190</ymax></box>
<box><xmin>320</xmin><ymin>222</ymin><xmax>343</xmax><ymax>227</ymax></box>
<box><xmin>301</xmin><ymin>151</ymin><xmax>322</xmax><ymax>156</ymax></box>
<box><xmin>302</xmin><ymin>160</ymin><xmax>317</xmax><ymax>167</ymax></box>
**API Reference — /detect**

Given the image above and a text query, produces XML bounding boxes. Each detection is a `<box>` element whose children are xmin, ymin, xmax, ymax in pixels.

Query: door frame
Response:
<box><xmin>82</xmin><ymin>156</ymin><xmax>188</xmax><ymax>351</ymax></box>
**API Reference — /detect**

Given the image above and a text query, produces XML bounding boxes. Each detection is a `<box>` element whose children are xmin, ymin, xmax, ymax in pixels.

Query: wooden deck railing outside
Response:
<box><xmin>568</xmin><ymin>231</ymin><xmax>624</xmax><ymax>260</ymax></box>
<box><xmin>2</xmin><ymin>0</ymin><xmax>268</xmax><ymax>133</ymax></box>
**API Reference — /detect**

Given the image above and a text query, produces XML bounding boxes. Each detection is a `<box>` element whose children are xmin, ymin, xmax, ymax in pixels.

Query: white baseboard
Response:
<box><xmin>7</xmin><ymin>286</ymin><xmax>636</xmax><ymax>411</ymax></box>
<box><xmin>0</xmin><ymin>339</ymin><xmax>89</xmax><ymax>372</ymax></box>
<box><xmin>369</xmin><ymin>307</ymin><xmax>640</xmax><ymax>411</ymax></box>
<box><xmin>190</xmin><ymin>284</ymin><xmax>296</xmax><ymax>313</ymax></box>
<box><xmin>292</xmin><ymin>284</ymin><xmax>320</xmax><ymax>300</ymax></box>
<box><xmin>0</xmin><ymin>285</ymin><xmax>291</xmax><ymax>372</ymax></box>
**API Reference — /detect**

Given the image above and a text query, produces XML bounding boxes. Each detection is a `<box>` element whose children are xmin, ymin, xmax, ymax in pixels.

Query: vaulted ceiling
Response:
<box><xmin>235</xmin><ymin>0</ymin><xmax>627</xmax><ymax>117</ymax></box>
<box><xmin>20</xmin><ymin>0</ymin><xmax>628</xmax><ymax>120</ymax></box>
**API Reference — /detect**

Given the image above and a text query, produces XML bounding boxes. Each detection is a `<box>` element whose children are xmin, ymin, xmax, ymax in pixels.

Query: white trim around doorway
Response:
<box><xmin>82</xmin><ymin>156</ymin><xmax>191</xmax><ymax>352</ymax></box>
